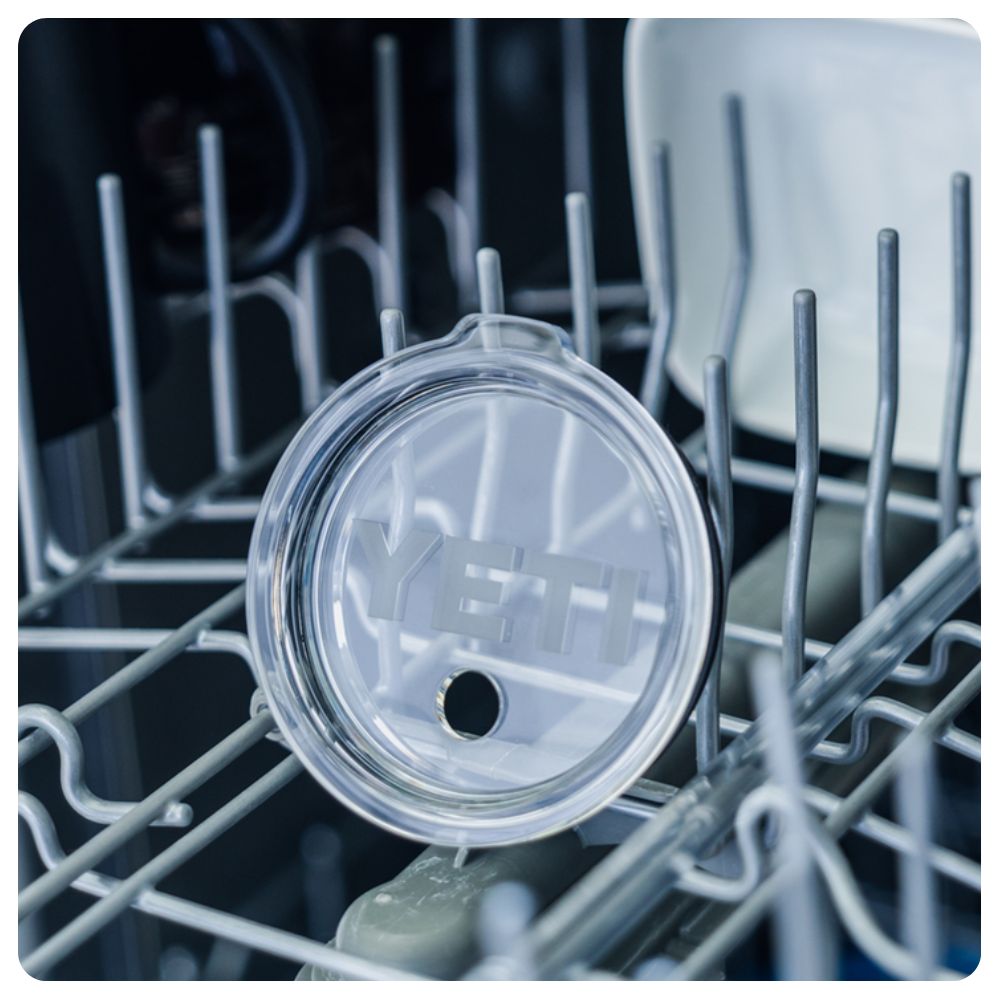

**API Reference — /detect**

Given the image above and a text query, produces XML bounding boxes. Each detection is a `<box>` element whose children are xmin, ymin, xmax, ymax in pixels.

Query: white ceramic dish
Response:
<box><xmin>625</xmin><ymin>18</ymin><xmax>979</xmax><ymax>472</ymax></box>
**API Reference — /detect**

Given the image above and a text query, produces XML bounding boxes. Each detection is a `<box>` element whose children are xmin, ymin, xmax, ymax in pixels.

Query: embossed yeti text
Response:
<box><xmin>353</xmin><ymin>518</ymin><xmax>644</xmax><ymax>666</ymax></box>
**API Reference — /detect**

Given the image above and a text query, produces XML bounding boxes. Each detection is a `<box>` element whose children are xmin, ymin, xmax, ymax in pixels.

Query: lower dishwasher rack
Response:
<box><xmin>18</xmin><ymin>23</ymin><xmax>980</xmax><ymax>983</ymax></box>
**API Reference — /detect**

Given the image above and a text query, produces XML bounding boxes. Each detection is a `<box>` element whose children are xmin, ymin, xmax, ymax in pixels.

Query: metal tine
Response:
<box><xmin>454</xmin><ymin>19</ymin><xmax>482</xmax><ymax>310</ymax></box>
<box><xmin>474</xmin><ymin>882</ymin><xmax>537</xmax><ymax>980</ymax></box>
<box><xmin>18</xmin><ymin>300</ymin><xmax>50</xmax><ymax>593</ymax></box>
<box><xmin>199</xmin><ymin>124</ymin><xmax>241</xmax><ymax>471</ymax></box>
<box><xmin>633</xmin><ymin>956</ymin><xmax>677</xmax><ymax>980</ymax></box>
<box><xmin>715</xmin><ymin>95</ymin><xmax>752</xmax><ymax>364</ymax></box>
<box><xmin>639</xmin><ymin>143</ymin><xmax>677</xmax><ymax>422</ymax></box>
<box><xmin>894</xmin><ymin>731</ymin><xmax>941</xmax><ymax>977</ymax></box>
<box><xmin>375</xmin><ymin>35</ymin><xmax>407</xmax><ymax>314</ymax></box>
<box><xmin>380</xmin><ymin>307</ymin><xmax>407</xmax><ymax>358</ymax></box>
<box><xmin>564</xmin><ymin>192</ymin><xmax>600</xmax><ymax>366</ymax></box>
<box><xmin>18</xmin><ymin>704</ymin><xmax>191</xmax><ymax>828</ymax></box>
<box><xmin>781</xmin><ymin>290</ymin><xmax>819</xmax><ymax>687</ymax></box>
<box><xmin>861</xmin><ymin>229</ymin><xmax>900</xmax><ymax>615</ymax></box>
<box><xmin>294</xmin><ymin>239</ymin><xmax>327</xmax><ymax>412</ymax></box>
<box><xmin>751</xmin><ymin>654</ymin><xmax>833</xmax><ymax>980</ymax></box>
<box><xmin>299</xmin><ymin>824</ymin><xmax>345</xmax><ymax>944</ymax></box>
<box><xmin>695</xmin><ymin>355</ymin><xmax>733</xmax><ymax>770</ymax></box>
<box><xmin>97</xmin><ymin>174</ymin><xmax>152</xmax><ymax>528</ymax></box>
<box><xmin>561</xmin><ymin>19</ymin><xmax>593</xmax><ymax>206</ymax></box>
<box><xmin>476</xmin><ymin>246</ymin><xmax>505</xmax><ymax>315</ymax></box>
<box><xmin>938</xmin><ymin>172</ymin><xmax>972</xmax><ymax>543</ymax></box>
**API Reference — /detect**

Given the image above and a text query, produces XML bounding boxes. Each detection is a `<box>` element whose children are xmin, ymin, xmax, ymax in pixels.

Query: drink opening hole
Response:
<box><xmin>437</xmin><ymin>670</ymin><xmax>503</xmax><ymax>740</ymax></box>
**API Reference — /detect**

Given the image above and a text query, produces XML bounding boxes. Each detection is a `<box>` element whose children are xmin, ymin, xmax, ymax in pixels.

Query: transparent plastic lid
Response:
<box><xmin>247</xmin><ymin>315</ymin><xmax>720</xmax><ymax>846</ymax></box>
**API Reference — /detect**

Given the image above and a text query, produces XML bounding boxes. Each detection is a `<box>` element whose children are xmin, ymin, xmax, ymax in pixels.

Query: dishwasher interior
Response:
<box><xmin>17</xmin><ymin>18</ymin><xmax>981</xmax><ymax>981</ymax></box>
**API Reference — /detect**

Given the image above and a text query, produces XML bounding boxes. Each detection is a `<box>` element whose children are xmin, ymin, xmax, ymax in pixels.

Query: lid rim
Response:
<box><xmin>247</xmin><ymin>315</ymin><xmax>720</xmax><ymax>847</ymax></box>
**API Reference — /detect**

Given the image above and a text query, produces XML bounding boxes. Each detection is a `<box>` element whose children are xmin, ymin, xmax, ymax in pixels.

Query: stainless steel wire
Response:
<box><xmin>781</xmin><ymin>290</ymin><xmax>819</xmax><ymax>687</ymax></box>
<box><xmin>638</xmin><ymin>142</ymin><xmax>676</xmax><ymax>420</ymax></box>
<box><xmin>375</xmin><ymin>34</ymin><xmax>407</xmax><ymax>314</ymax></box>
<box><xmin>861</xmin><ymin>229</ymin><xmax>900</xmax><ymax>614</ymax></box>
<box><xmin>200</xmin><ymin>124</ymin><xmax>241</xmax><ymax>471</ymax></box>
<box><xmin>98</xmin><ymin>174</ymin><xmax>149</xmax><ymax>529</ymax></box>
<box><xmin>938</xmin><ymin>173</ymin><xmax>972</xmax><ymax>543</ymax></box>
<box><xmin>695</xmin><ymin>355</ymin><xmax>733</xmax><ymax>769</ymax></box>
<box><xmin>17</xmin><ymin>24</ymin><xmax>979</xmax><ymax>981</ymax></box>
<box><xmin>565</xmin><ymin>192</ymin><xmax>600</xmax><ymax>366</ymax></box>
<box><xmin>715</xmin><ymin>94</ymin><xmax>752</xmax><ymax>365</ymax></box>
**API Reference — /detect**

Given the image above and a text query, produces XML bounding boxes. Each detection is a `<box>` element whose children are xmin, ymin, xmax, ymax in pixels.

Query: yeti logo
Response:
<box><xmin>353</xmin><ymin>519</ymin><xmax>643</xmax><ymax>665</ymax></box>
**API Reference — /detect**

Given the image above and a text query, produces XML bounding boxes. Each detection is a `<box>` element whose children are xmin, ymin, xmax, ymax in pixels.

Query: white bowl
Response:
<box><xmin>625</xmin><ymin>18</ymin><xmax>979</xmax><ymax>472</ymax></box>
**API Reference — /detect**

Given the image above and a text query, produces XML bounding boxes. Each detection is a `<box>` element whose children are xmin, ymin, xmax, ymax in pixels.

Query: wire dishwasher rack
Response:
<box><xmin>18</xmin><ymin>20</ymin><xmax>980</xmax><ymax>981</ymax></box>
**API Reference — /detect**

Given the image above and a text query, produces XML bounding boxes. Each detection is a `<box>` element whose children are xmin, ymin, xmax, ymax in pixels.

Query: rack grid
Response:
<box><xmin>18</xmin><ymin>20</ymin><xmax>980</xmax><ymax>981</ymax></box>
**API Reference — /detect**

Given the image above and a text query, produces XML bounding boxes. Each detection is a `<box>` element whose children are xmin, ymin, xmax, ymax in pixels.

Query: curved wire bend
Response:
<box><xmin>810</xmin><ymin>695</ymin><xmax>979</xmax><ymax>764</ymax></box>
<box><xmin>18</xmin><ymin>704</ymin><xmax>192</xmax><ymax>828</ymax></box>
<box><xmin>676</xmin><ymin>785</ymin><xmax>961</xmax><ymax>980</ymax></box>
<box><xmin>718</xmin><ymin>692</ymin><xmax>979</xmax><ymax>767</ymax></box>
<box><xmin>891</xmin><ymin>619</ymin><xmax>980</xmax><ymax>686</ymax></box>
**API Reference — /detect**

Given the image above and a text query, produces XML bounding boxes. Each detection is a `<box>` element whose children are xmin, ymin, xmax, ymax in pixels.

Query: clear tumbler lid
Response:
<box><xmin>247</xmin><ymin>315</ymin><xmax>720</xmax><ymax>846</ymax></box>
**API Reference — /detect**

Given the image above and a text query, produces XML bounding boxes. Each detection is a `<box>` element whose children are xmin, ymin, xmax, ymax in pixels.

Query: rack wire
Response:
<box><xmin>18</xmin><ymin>19</ymin><xmax>980</xmax><ymax>980</ymax></box>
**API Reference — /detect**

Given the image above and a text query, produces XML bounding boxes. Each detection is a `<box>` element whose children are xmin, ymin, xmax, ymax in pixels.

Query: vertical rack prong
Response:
<box><xmin>695</xmin><ymin>355</ymin><xmax>733</xmax><ymax>770</ymax></box>
<box><xmin>715</xmin><ymin>94</ymin><xmax>752</xmax><ymax>364</ymax></box>
<box><xmin>561</xmin><ymin>19</ymin><xmax>593</xmax><ymax>206</ymax></box>
<box><xmin>97</xmin><ymin>174</ymin><xmax>149</xmax><ymax>528</ymax></box>
<box><xmin>895</xmin><ymin>732</ymin><xmax>941</xmax><ymax>977</ymax></box>
<box><xmin>18</xmin><ymin>301</ymin><xmax>50</xmax><ymax>593</ymax></box>
<box><xmin>564</xmin><ymin>192</ymin><xmax>600</xmax><ymax>365</ymax></box>
<box><xmin>454</xmin><ymin>19</ymin><xmax>482</xmax><ymax>310</ymax></box>
<box><xmin>751</xmin><ymin>654</ymin><xmax>832</xmax><ymax>980</ymax></box>
<box><xmin>938</xmin><ymin>172</ymin><xmax>972</xmax><ymax>543</ymax></box>
<box><xmin>379</xmin><ymin>308</ymin><xmax>407</xmax><ymax>359</ymax></box>
<box><xmin>476</xmin><ymin>247</ymin><xmax>505</xmax><ymax>315</ymax></box>
<box><xmin>199</xmin><ymin>124</ymin><xmax>241</xmax><ymax>471</ymax></box>
<box><xmin>294</xmin><ymin>239</ymin><xmax>327</xmax><ymax>413</ymax></box>
<box><xmin>861</xmin><ymin>229</ymin><xmax>900</xmax><ymax>614</ymax></box>
<box><xmin>300</xmin><ymin>824</ymin><xmax>345</xmax><ymax>944</ymax></box>
<box><xmin>639</xmin><ymin>143</ymin><xmax>677</xmax><ymax>422</ymax></box>
<box><xmin>375</xmin><ymin>35</ymin><xmax>407</xmax><ymax>314</ymax></box>
<box><xmin>476</xmin><ymin>881</ymin><xmax>537</xmax><ymax>979</ymax></box>
<box><xmin>781</xmin><ymin>290</ymin><xmax>819</xmax><ymax>687</ymax></box>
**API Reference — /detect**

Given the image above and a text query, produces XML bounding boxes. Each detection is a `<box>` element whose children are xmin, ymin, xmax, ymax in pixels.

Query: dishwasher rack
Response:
<box><xmin>18</xmin><ymin>21</ymin><xmax>980</xmax><ymax>980</ymax></box>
